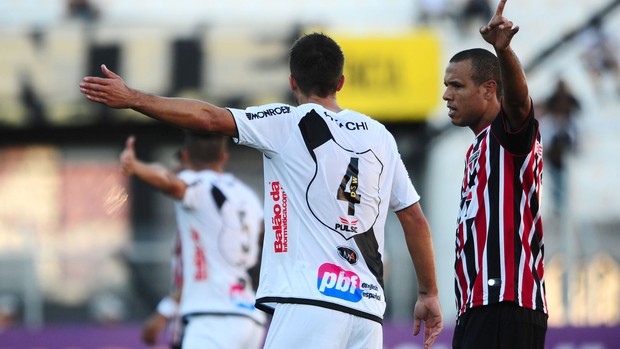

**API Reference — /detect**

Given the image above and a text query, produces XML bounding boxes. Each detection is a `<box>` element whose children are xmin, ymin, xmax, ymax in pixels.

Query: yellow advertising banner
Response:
<box><xmin>332</xmin><ymin>30</ymin><xmax>442</xmax><ymax>122</ymax></box>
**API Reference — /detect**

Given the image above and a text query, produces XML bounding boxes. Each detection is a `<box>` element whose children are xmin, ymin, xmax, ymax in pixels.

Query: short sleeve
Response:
<box><xmin>177</xmin><ymin>170</ymin><xmax>204</xmax><ymax>210</ymax></box>
<box><xmin>492</xmin><ymin>102</ymin><xmax>538</xmax><ymax>155</ymax></box>
<box><xmin>389</xmin><ymin>157</ymin><xmax>420</xmax><ymax>211</ymax></box>
<box><xmin>228</xmin><ymin>103</ymin><xmax>297</xmax><ymax>156</ymax></box>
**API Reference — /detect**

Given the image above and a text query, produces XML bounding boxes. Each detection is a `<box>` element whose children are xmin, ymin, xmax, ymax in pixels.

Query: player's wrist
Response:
<box><xmin>156</xmin><ymin>296</ymin><xmax>178</xmax><ymax>318</ymax></box>
<box><xmin>418</xmin><ymin>289</ymin><xmax>439</xmax><ymax>297</ymax></box>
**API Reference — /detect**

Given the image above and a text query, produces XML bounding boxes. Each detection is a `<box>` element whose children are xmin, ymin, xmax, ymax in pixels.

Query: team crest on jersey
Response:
<box><xmin>467</xmin><ymin>149</ymin><xmax>480</xmax><ymax>165</ymax></box>
<box><xmin>535</xmin><ymin>140</ymin><xmax>543</xmax><ymax>157</ymax></box>
<box><xmin>337</xmin><ymin>246</ymin><xmax>358</xmax><ymax>265</ymax></box>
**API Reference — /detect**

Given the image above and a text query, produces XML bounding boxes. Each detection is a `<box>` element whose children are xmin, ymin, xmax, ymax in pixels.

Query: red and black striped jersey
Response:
<box><xmin>454</xmin><ymin>109</ymin><xmax>547</xmax><ymax>317</ymax></box>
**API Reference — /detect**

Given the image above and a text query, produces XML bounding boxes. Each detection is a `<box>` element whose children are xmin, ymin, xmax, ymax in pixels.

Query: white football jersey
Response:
<box><xmin>229</xmin><ymin>103</ymin><xmax>420</xmax><ymax>322</ymax></box>
<box><xmin>175</xmin><ymin>169</ymin><xmax>265</xmax><ymax>324</ymax></box>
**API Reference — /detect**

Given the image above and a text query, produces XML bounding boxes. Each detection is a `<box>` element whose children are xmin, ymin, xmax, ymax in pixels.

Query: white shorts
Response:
<box><xmin>182</xmin><ymin>314</ymin><xmax>265</xmax><ymax>349</ymax></box>
<box><xmin>263</xmin><ymin>303</ymin><xmax>382</xmax><ymax>349</ymax></box>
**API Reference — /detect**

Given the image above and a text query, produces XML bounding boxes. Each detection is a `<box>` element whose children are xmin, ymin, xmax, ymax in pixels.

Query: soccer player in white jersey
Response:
<box><xmin>141</xmin><ymin>230</ymin><xmax>184</xmax><ymax>349</ymax></box>
<box><xmin>82</xmin><ymin>32</ymin><xmax>443</xmax><ymax>349</ymax></box>
<box><xmin>119</xmin><ymin>132</ymin><xmax>266</xmax><ymax>349</ymax></box>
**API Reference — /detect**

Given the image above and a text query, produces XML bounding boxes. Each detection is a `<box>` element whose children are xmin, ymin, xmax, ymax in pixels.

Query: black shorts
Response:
<box><xmin>452</xmin><ymin>301</ymin><xmax>548</xmax><ymax>349</ymax></box>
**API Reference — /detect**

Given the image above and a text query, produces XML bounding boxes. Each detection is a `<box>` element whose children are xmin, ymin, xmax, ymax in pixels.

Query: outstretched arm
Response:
<box><xmin>80</xmin><ymin>65</ymin><xmax>238</xmax><ymax>137</ymax></box>
<box><xmin>120</xmin><ymin>136</ymin><xmax>187</xmax><ymax>200</ymax></box>
<box><xmin>480</xmin><ymin>0</ymin><xmax>531</xmax><ymax>130</ymax></box>
<box><xmin>396</xmin><ymin>203</ymin><xmax>443</xmax><ymax>349</ymax></box>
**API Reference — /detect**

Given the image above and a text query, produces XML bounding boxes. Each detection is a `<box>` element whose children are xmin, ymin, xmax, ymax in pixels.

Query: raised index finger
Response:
<box><xmin>495</xmin><ymin>0</ymin><xmax>507</xmax><ymax>17</ymax></box>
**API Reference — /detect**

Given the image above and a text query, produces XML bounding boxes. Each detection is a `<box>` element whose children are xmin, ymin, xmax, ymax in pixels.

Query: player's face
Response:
<box><xmin>442</xmin><ymin>60</ymin><xmax>488</xmax><ymax>131</ymax></box>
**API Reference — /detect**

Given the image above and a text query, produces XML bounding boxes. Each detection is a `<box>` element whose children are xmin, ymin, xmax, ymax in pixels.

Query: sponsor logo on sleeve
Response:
<box><xmin>246</xmin><ymin>106</ymin><xmax>291</xmax><ymax>120</ymax></box>
<box><xmin>270</xmin><ymin>181</ymin><xmax>288</xmax><ymax>253</ymax></box>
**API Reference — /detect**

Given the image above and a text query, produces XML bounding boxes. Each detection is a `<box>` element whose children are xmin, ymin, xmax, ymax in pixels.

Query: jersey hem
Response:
<box><xmin>182</xmin><ymin>311</ymin><xmax>266</xmax><ymax>326</ymax></box>
<box><xmin>457</xmin><ymin>299</ymin><xmax>548</xmax><ymax>318</ymax></box>
<box><xmin>393</xmin><ymin>201</ymin><xmax>419</xmax><ymax>213</ymax></box>
<box><xmin>255</xmin><ymin>297</ymin><xmax>383</xmax><ymax>324</ymax></box>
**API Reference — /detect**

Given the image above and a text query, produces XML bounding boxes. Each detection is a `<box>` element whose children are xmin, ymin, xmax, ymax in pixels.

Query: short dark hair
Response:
<box><xmin>450</xmin><ymin>48</ymin><xmax>502</xmax><ymax>97</ymax></box>
<box><xmin>183</xmin><ymin>131</ymin><xmax>227</xmax><ymax>165</ymax></box>
<box><xmin>289</xmin><ymin>32</ymin><xmax>344</xmax><ymax>98</ymax></box>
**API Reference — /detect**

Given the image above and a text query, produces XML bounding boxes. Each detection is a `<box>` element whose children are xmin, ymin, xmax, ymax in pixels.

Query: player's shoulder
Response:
<box><xmin>178</xmin><ymin>169</ymin><xmax>200</xmax><ymax>183</ymax></box>
<box><xmin>343</xmin><ymin>110</ymin><xmax>396</xmax><ymax>142</ymax></box>
<box><xmin>180</xmin><ymin>169</ymin><xmax>221</xmax><ymax>189</ymax></box>
<box><xmin>242</xmin><ymin>102</ymin><xmax>297</xmax><ymax>120</ymax></box>
<box><xmin>218</xmin><ymin>173</ymin><xmax>262</xmax><ymax>208</ymax></box>
<box><xmin>217</xmin><ymin>173</ymin><xmax>256</xmax><ymax>194</ymax></box>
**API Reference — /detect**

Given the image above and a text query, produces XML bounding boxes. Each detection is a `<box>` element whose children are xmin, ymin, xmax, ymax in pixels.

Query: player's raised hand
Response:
<box><xmin>480</xmin><ymin>0</ymin><xmax>519</xmax><ymax>51</ymax></box>
<box><xmin>80</xmin><ymin>64</ymin><xmax>136</xmax><ymax>108</ymax></box>
<box><xmin>120</xmin><ymin>135</ymin><xmax>137</xmax><ymax>176</ymax></box>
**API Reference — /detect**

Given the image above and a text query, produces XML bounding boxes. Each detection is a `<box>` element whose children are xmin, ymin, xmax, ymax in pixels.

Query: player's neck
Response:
<box><xmin>191</xmin><ymin>162</ymin><xmax>224</xmax><ymax>173</ymax></box>
<box><xmin>299</xmin><ymin>94</ymin><xmax>343</xmax><ymax>113</ymax></box>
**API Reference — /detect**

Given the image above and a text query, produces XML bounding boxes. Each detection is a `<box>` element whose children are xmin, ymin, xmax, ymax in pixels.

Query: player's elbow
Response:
<box><xmin>198</xmin><ymin>106</ymin><xmax>236</xmax><ymax>136</ymax></box>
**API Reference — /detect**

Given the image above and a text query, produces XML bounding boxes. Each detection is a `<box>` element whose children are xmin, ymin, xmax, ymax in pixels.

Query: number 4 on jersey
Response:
<box><xmin>337</xmin><ymin>157</ymin><xmax>361</xmax><ymax>215</ymax></box>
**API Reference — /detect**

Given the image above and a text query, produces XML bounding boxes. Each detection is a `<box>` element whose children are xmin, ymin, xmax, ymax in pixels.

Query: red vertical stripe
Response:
<box><xmin>455</xmin><ymin>235</ymin><xmax>469</xmax><ymax>314</ymax></box>
<box><xmin>520</xmin><ymin>153</ymin><xmax>536</xmax><ymax>307</ymax></box>
<box><xmin>472</xmin><ymin>137</ymin><xmax>489</xmax><ymax>307</ymax></box>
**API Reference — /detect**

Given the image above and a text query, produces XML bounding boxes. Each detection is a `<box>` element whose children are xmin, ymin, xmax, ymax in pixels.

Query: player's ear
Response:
<box><xmin>289</xmin><ymin>75</ymin><xmax>298</xmax><ymax>92</ymax></box>
<box><xmin>481</xmin><ymin>80</ymin><xmax>497</xmax><ymax>100</ymax></box>
<box><xmin>336</xmin><ymin>75</ymin><xmax>345</xmax><ymax>92</ymax></box>
<box><xmin>181</xmin><ymin>149</ymin><xmax>190</xmax><ymax>163</ymax></box>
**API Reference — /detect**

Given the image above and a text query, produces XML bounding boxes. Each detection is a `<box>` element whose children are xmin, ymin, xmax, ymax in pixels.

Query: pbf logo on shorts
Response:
<box><xmin>317</xmin><ymin>263</ymin><xmax>363</xmax><ymax>302</ymax></box>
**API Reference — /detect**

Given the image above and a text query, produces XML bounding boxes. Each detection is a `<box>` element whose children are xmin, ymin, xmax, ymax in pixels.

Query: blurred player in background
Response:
<box><xmin>81</xmin><ymin>32</ymin><xmax>442</xmax><ymax>349</ymax></box>
<box><xmin>141</xmin><ymin>230</ymin><xmax>184</xmax><ymax>348</ymax></box>
<box><xmin>141</xmin><ymin>149</ymin><xmax>185</xmax><ymax>348</ymax></box>
<box><xmin>120</xmin><ymin>132</ymin><xmax>266</xmax><ymax>349</ymax></box>
<box><xmin>442</xmin><ymin>0</ymin><xmax>548</xmax><ymax>348</ymax></box>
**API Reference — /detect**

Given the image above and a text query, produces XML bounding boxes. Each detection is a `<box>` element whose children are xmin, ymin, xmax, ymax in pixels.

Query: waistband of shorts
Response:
<box><xmin>458</xmin><ymin>301</ymin><xmax>548</xmax><ymax>327</ymax></box>
<box><xmin>256</xmin><ymin>296</ymin><xmax>383</xmax><ymax>324</ymax></box>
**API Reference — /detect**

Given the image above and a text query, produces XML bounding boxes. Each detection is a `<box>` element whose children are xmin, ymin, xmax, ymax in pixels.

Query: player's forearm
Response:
<box><xmin>407</xmin><ymin>227</ymin><xmax>439</xmax><ymax>296</ymax></box>
<box><xmin>132</xmin><ymin>161</ymin><xmax>184</xmax><ymax>199</ymax></box>
<box><xmin>131</xmin><ymin>92</ymin><xmax>228</xmax><ymax>134</ymax></box>
<box><xmin>397</xmin><ymin>204</ymin><xmax>439</xmax><ymax>296</ymax></box>
<box><xmin>496</xmin><ymin>47</ymin><xmax>531</xmax><ymax>119</ymax></box>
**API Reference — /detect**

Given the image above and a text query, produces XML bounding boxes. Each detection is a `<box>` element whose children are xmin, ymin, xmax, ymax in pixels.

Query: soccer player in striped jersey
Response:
<box><xmin>442</xmin><ymin>0</ymin><xmax>547</xmax><ymax>348</ymax></box>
